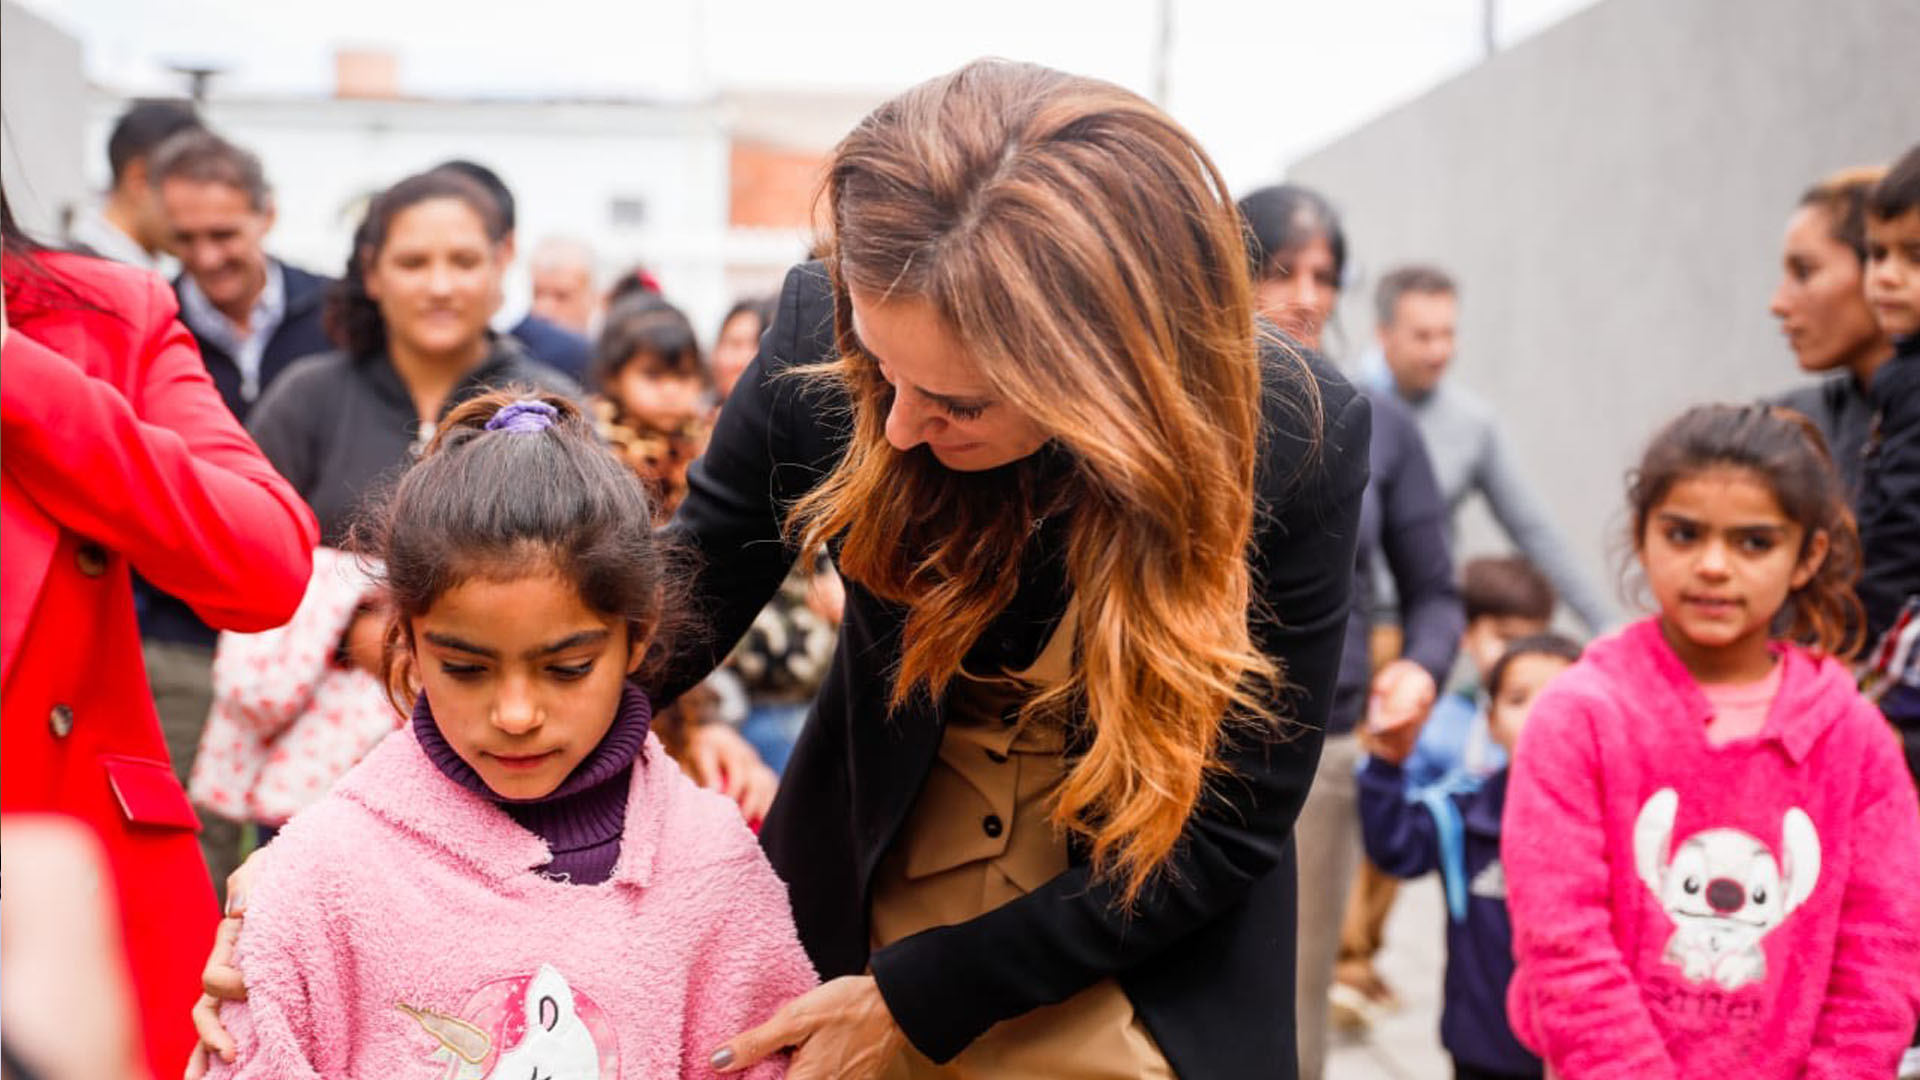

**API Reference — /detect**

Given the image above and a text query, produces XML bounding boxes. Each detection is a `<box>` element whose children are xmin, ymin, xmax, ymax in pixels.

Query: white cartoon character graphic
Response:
<box><xmin>399</xmin><ymin>964</ymin><xmax>616</xmax><ymax>1079</ymax></box>
<box><xmin>1632</xmin><ymin>787</ymin><xmax>1821</xmax><ymax>991</ymax></box>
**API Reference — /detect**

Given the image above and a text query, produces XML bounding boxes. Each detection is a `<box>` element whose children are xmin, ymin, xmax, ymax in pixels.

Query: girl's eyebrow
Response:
<box><xmin>422</xmin><ymin>629</ymin><xmax>610</xmax><ymax>659</ymax></box>
<box><xmin>1653</xmin><ymin>511</ymin><xmax>1787</xmax><ymax>534</ymax></box>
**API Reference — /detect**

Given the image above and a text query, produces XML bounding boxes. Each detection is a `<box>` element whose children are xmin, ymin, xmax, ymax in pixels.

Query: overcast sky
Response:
<box><xmin>20</xmin><ymin>0</ymin><xmax>1599</xmax><ymax>187</ymax></box>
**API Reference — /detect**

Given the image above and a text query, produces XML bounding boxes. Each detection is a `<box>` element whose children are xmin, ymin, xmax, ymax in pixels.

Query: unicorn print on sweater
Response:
<box><xmin>1632</xmin><ymin>787</ymin><xmax>1822</xmax><ymax>991</ymax></box>
<box><xmin>399</xmin><ymin>964</ymin><xmax>616</xmax><ymax>1079</ymax></box>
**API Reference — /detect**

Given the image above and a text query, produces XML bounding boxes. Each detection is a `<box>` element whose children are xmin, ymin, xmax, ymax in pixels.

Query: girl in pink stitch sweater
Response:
<box><xmin>204</xmin><ymin>392</ymin><xmax>816</xmax><ymax>1080</ymax></box>
<box><xmin>1502</xmin><ymin>404</ymin><xmax>1920</xmax><ymax>1080</ymax></box>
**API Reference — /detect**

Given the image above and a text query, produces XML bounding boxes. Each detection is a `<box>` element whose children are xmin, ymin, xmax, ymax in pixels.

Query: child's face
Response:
<box><xmin>1488</xmin><ymin>653</ymin><xmax>1572</xmax><ymax>753</ymax></box>
<box><xmin>1638</xmin><ymin>465</ymin><xmax>1826</xmax><ymax>662</ymax></box>
<box><xmin>1865</xmin><ymin>209</ymin><xmax>1920</xmax><ymax>340</ymax></box>
<box><xmin>612</xmin><ymin>364</ymin><xmax>711</xmax><ymax>431</ymax></box>
<box><xmin>410</xmin><ymin>572</ymin><xmax>645</xmax><ymax>801</ymax></box>
<box><xmin>1461</xmin><ymin>614</ymin><xmax>1549</xmax><ymax>683</ymax></box>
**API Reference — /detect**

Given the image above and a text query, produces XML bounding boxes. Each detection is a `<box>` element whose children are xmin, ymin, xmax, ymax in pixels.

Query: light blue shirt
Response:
<box><xmin>178</xmin><ymin>259</ymin><xmax>286</xmax><ymax>403</ymax></box>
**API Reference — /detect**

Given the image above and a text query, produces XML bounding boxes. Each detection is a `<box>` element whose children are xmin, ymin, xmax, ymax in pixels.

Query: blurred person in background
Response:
<box><xmin>588</xmin><ymin>290</ymin><xmax>716</xmax><ymax>521</ymax></box>
<box><xmin>1769</xmin><ymin>165</ymin><xmax>1893</xmax><ymax>497</ymax></box>
<box><xmin>243</xmin><ymin>168</ymin><xmax>577</xmax><ymax>549</ymax></box>
<box><xmin>1</xmin><ymin>817</ymin><xmax>144</xmax><ymax>1080</ymax></box>
<box><xmin>434</xmin><ymin>159</ymin><xmax>592</xmax><ymax>383</ymax></box>
<box><xmin>1241</xmin><ymin>183</ymin><xmax>1463</xmax><ymax>1076</ymax></box>
<box><xmin>528</xmin><ymin>234</ymin><xmax>600</xmax><ymax>336</ymax></box>
<box><xmin>711</xmin><ymin>295</ymin><xmax>777</xmax><ymax>402</ymax></box>
<box><xmin>137</xmin><ymin>128</ymin><xmax>336</xmax><ymax>894</ymax></box>
<box><xmin>1363</xmin><ymin>265</ymin><xmax>1616</xmax><ymax>632</ymax></box>
<box><xmin>1</xmin><ymin>188</ymin><xmax>317</xmax><ymax>1078</ymax></box>
<box><xmin>65</xmin><ymin>99</ymin><xmax>201</xmax><ymax>274</ymax></box>
<box><xmin>1857</xmin><ymin>145</ymin><xmax>1920</xmax><ymax>789</ymax></box>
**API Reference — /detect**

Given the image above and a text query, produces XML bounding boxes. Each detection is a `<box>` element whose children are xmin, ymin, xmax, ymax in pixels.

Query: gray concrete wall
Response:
<box><xmin>1</xmin><ymin>1</ymin><xmax>89</xmax><ymax>238</ymax></box>
<box><xmin>1287</xmin><ymin>0</ymin><xmax>1920</xmax><ymax>621</ymax></box>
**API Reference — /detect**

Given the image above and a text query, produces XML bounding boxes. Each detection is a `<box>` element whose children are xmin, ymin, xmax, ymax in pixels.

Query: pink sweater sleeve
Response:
<box><xmin>679</xmin><ymin>849</ymin><xmax>820</xmax><ymax>1080</ymax></box>
<box><xmin>1502</xmin><ymin>685</ymin><xmax>1678</xmax><ymax>1080</ymax></box>
<box><xmin>1802</xmin><ymin>715</ymin><xmax>1920</xmax><ymax>1079</ymax></box>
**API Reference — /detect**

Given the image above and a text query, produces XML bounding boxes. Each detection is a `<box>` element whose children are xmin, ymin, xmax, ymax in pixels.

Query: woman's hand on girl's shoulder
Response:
<box><xmin>184</xmin><ymin>852</ymin><xmax>261</xmax><ymax>1079</ymax></box>
<box><xmin>680</xmin><ymin>723</ymin><xmax>779</xmax><ymax>828</ymax></box>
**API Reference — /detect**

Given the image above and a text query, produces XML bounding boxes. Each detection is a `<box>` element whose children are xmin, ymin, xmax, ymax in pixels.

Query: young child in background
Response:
<box><xmin>1362</xmin><ymin>632</ymin><xmax>1579</xmax><ymax>1080</ymax></box>
<box><xmin>1404</xmin><ymin>556</ymin><xmax>1559</xmax><ymax>791</ymax></box>
<box><xmin>190</xmin><ymin>547</ymin><xmax>399</xmax><ymax>846</ymax></box>
<box><xmin>1503</xmin><ymin>403</ymin><xmax>1920</xmax><ymax>1079</ymax></box>
<box><xmin>1857</xmin><ymin>143</ymin><xmax>1920</xmax><ymax>777</ymax></box>
<box><xmin>588</xmin><ymin>292</ymin><xmax>716</xmax><ymax>523</ymax></box>
<box><xmin>205</xmin><ymin>393</ymin><xmax>815</xmax><ymax>1079</ymax></box>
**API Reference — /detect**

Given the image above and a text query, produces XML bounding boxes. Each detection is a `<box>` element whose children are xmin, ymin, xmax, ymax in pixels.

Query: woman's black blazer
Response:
<box><xmin>662</xmin><ymin>262</ymin><xmax>1370</xmax><ymax>1078</ymax></box>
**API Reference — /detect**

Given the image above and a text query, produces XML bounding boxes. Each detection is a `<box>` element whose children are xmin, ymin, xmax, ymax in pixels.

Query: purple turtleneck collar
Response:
<box><xmin>413</xmin><ymin>682</ymin><xmax>652</xmax><ymax>886</ymax></box>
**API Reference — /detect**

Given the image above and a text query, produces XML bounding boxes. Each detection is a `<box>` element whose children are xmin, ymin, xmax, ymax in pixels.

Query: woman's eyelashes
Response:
<box><xmin>944</xmin><ymin>400</ymin><xmax>989</xmax><ymax>421</ymax></box>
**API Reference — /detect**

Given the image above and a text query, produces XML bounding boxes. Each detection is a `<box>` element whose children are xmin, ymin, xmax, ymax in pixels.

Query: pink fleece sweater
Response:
<box><xmin>207</xmin><ymin>726</ymin><xmax>817</xmax><ymax>1079</ymax></box>
<box><xmin>1503</xmin><ymin>618</ymin><xmax>1920</xmax><ymax>1080</ymax></box>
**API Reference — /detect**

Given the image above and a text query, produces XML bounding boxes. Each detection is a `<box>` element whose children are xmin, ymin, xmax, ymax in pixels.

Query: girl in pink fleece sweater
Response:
<box><xmin>1503</xmin><ymin>403</ymin><xmax>1920</xmax><ymax>1080</ymax></box>
<box><xmin>206</xmin><ymin>393</ymin><xmax>817</xmax><ymax>1080</ymax></box>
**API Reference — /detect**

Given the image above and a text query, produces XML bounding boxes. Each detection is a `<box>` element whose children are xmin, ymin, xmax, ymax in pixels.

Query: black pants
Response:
<box><xmin>1454</xmin><ymin>1061</ymin><xmax>1543</xmax><ymax>1080</ymax></box>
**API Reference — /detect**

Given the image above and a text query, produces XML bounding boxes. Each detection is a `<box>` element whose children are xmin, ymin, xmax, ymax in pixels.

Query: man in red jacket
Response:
<box><xmin>2</xmin><ymin>202</ymin><xmax>317</xmax><ymax>1079</ymax></box>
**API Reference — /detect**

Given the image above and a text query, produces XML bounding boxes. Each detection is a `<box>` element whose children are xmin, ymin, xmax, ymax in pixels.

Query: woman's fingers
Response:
<box><xmin>224</xmin><ymin>847</ymin><xmax>263</xmax><ymax>917</ymax></box>
<box><xmin>734</xmin><ymin>762</ymin><xmax>779</xmax><ymax>824</ymax></box>
<box><xmin>189</xmin><ymin>992</ymin><xmax>236</xmax><ymax>1065</ymax></box>
<box><xmin>682</xmin><ymin>724</ymin><xmax>777</xmax><ymax>822</ymax></box>
<box><xmin>709</xmin><ymin>998</ymin><xmax>806</xmax><ymax>1073</ymax></box>
<box><xmin>183</xmin><ymin>1040</ymin><xmax>208</xmax><ymax>1080</ymax></box>
<box><xmin>201</xmin><ymin>916</ymin><xmax>247</xmax><ymax>1001</ymax></box>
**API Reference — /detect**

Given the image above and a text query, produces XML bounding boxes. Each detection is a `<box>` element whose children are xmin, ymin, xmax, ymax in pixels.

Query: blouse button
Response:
<box><xmin>982</xmin><ymin>814</ymin><xmax>1004</xmax><ymax>839</ymax></box>
<box><xmin>75</xmin><ymin>542</ymin><xmax>109</xmax><ymax>577</ymax></box>
<box><xmin>49</xmin><ymin>704</ymin><xmax>75</xmax><ymax>738</ymax></box>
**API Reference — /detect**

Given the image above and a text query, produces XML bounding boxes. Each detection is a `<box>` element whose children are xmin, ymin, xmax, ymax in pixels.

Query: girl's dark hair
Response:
<box><xmin>718</xmin><ymin>295</ymin><xmax>776</xmax><ymax>338</ymax></box>
<box><xmin>364</xmin><ymin>389</ymin><xmax>684</xmax><ymax>706</ymax></box>
<box><xmin>1486</xmin><ymin>632</ymin><xmax>1583</xmax><ymax>701</ymax></box>
<box><xmin>325</xmin><ymin>170</ymin><xmax>508</xmax><ymax>359</ymax></box>
<box><xmin>591</xmin><ymin>293</ymin><xmax>707</xmax><ymax>390</ymax></box>
<box><xmin>1798</xmin><ymin>166</ymin><xmax>1885</xmax><ymax>263</ymax></box>
<box><xmin>1236</xmin><ymin>183</ymin><xmax>1347</xmax><ymax>287</ymax></box>
<box><xmin>1867</xmin><ymin>143</ymin><xmax>1920</xmax><ymax>222</ymax></box>
<box><xmin>1627</xmin><ymin>403</ymin><xmax>1864</xmax><ymax>658</ymax></box>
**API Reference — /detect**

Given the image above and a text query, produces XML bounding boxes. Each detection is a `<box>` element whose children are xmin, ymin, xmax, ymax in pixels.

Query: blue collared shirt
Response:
<box><xmin>178</xmin><ymin>259</ymin><xmax>286</xmax><ymax>403</ymax></box>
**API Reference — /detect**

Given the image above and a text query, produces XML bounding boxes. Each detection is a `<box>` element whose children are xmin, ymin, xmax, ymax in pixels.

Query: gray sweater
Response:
<box><xmin>1363</xmin><ymin>357</ymin><xmax>1614</xmax><ymax>631</ymax></box>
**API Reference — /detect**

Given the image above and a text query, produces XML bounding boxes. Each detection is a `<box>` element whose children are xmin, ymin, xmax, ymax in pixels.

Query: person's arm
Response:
<box><xmin>1475</xmin><ymin>424</ymin><xmax>1615</xmax><ymax>633</ymax></box>
<box><xmin>1502</xmin><ymin>683</ymin><xmax>1676</xmax><ymax>1080</ymax></box>
<box><xmin>865</xmin><ymin>374</ymin><xmax>1371</xmax><ymax>1062</ymax></box>
<box><xmin>0</xmin><ymin>278</ymin><xmax>316</xmax><ymax>631</ymax></box>
<box><xmin>1857</xmin><ymin>360</ymin><xmax>1920</xmax><ymax>644</ymax></box>
<box><xmin>682</xmin><ymin>850</ymin><xmax>823</xmax><ymax>1080</ymax></box>
<box><xmin>1802</xmin><ymin>716</ymin><xmax>1920</xmax><ymax>1079</ymax></box>
<box><xmin>659</xmin><ymin>263</ymin><xmax>843</xmax><ymax>702</ymax></box>
<box><xmin>1375</xmin><ymin>405</ymin><xmax>1464</xmax><ymax>684</ymax></box>
<box><xmin>1356</xmin><ymin>757</ymin><xmax>1442</xmax><ymax>879</ymax></box>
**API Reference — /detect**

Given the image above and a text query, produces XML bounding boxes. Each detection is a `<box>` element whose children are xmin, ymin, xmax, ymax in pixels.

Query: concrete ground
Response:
<box><xmin>1325</xmin><ymin>875</ymin><xmax>1453</xmax><ymax>1080</ymax></box>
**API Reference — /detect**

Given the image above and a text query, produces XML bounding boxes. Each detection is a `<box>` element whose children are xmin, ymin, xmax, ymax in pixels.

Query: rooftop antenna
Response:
<box><xmin>166</xmin><ymin>62</ymin><xmax>228</xmax><ymax>105</ymax></box>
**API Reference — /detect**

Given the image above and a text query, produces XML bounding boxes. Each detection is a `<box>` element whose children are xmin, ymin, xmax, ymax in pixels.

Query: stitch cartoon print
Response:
<box><xmin>399</xmin><ymin>964</ymin><xmax>617</xmax><ymax>1079</ymax></box>
<box><xmin>1632</xmin><ymin>788</ymin><xmax>1822</xmax><ymax>991</ymax></box>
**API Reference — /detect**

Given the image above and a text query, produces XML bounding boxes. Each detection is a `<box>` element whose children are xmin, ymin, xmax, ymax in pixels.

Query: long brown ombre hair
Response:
<box><xmin>789</xmin><ymin>59</ymin><xmax>1313</xmax><ymax>902</ymax></box>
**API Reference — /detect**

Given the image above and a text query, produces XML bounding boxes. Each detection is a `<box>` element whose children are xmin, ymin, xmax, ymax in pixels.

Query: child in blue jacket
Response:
<box><xmin>1360</xmin><ymin>633</ymin><xmax>1581</xmax><ymax>1080</ymax></box>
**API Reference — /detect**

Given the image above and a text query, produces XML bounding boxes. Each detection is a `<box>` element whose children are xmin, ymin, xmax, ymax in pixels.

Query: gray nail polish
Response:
<box><xmin>710</xmin><ymin>1047</ymin><xmax>735</xmax><ymax>1070</ymax></box>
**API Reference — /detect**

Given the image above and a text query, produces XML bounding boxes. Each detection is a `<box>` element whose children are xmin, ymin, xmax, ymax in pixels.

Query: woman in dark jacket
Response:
<box><xmin>192</xmin><ymin>61</ymin><xmax>1367</xmax><ymax>1080</ymax></box>
<box><xmin>245</xmin><ymin>168</ymin><xmax>578</xmax><ymax>547</ymax></box>
<box><xmin>676</xmin><ymin>62</ymin><xmax>1367</xmax><ymax>1079</ymax></box>
<box><xmin>1238</xmin><ymin>183</ymin><xmax>1463</xmax><ymax>1077</ymax></box>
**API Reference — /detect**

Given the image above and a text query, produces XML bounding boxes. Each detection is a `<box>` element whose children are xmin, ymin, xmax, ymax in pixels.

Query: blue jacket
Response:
<box><xmin>141</xmin><ymin>260</ymin><xmax>335</xmax><ymax>648</ymax></box>
<box><xmin>509</xmin><ymin>313</ymin><xmax>591</xmax><ymax>384</ymax></box>
<box><xmin>1359</xmin><ymin>756</ymin><xmax>1540</xmax><ymax>1077</ymax></box>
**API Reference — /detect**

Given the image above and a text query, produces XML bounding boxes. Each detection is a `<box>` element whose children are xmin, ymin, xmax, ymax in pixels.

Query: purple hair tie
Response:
<box><xmin>485</xmin><ymin>400</ymin><xmax>559</xmax><ymax>434</ymax></box>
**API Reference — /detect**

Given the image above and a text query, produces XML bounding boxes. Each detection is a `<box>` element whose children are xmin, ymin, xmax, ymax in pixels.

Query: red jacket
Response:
<box><xmin>1</xmin><ymin>251</ymin><xmax>317</xmax><ymax>1079</ymax></box>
